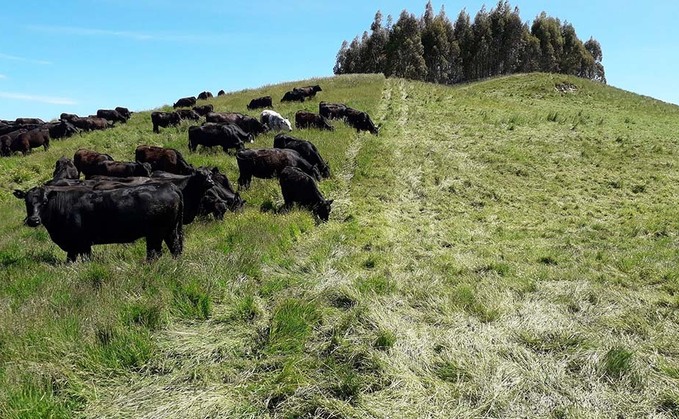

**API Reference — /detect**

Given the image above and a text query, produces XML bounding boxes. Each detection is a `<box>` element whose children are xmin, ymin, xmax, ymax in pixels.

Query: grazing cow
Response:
<box><xmin>247</xmin><ymin>96</ymin><xmax>273</xmax><ymax>110</ymax></box>
<box><xmin>274</xmin><ymin>134</ymin><xmax>330</xmax><ymax>178</ymax></box>
<box><xmin>236</xmin><ymin>148</ymin><xmax>321</xmax><ymax>189</ymax></box>
<box><xmin>344</xmin><ymin>108</ymin><xmax>379</xmax><ymax>135</ymax></box>
<box><xmin>0</xmin><ymin>129</ymin><xmax>27</xmax><ymax>156</ymax></box>
<box><xmin>260</xmin><ymin>110</ymin><xmax>292</xmax><ymax>132</ymax></box>
<box><xmin>217</xmin><ymin>90</ymin><xmax>226</xmax><ymax>96</ymax></box>
<box><xmin>13</xmin><ymin>182</ymin><xmax>184</xmax><ymax>262</ymax></box>
<box><xmin>70</xmin><ymin>116</ymin><xmax>110</xmax><ymax>132</ymax></box>
<box><xmin>150</xmin><ymin>167</ymin><xmax>214</xmax><ymax>224</ymax></box>
<box><xmin>52</xmin><ymin>157</ymin><xmax>79</xmax><ymax>180</ymax></box>
<box><xmin>60</xmin><ymin>113</ymin><xmax>79</xmax><ymax>122</ymax></box>
<box><xmin>319</xmin><ymin>102</ymin><xmax>347</xmax><ymax>120</ymax></box>
<box><xmin>173</xmin><ymin>96</ymin><xmax>197</xmax><ymax>108</ymax></box>
<box><xmin>188</xmin><ymin>123</ymin><xmax>248</xmax><ymax>153</ymax></box>
<box><xmin>295</xmin><ymin>111</ymin><xmax>334</xmax><ymax>131</ymax></box>
<box><xmin>115</xmin><ymin>107</ymin><xmax>132</xmax><ymax>120</ymax></box>
<box><xmin>193</xmin><ymin>104</ymin><xmax>214</xmax><ymax>117</ymax></box>
<box><xmin>206</xmin><ymin>112</ymin><xmax>266</xmax><ymax>138</ymax></box>
<box><xmin>96</xmin><ymin>109</ymin><xmax>127</xmax><ymax>124</ymax></box>
<box><xmin>82</xmin><ymin>161</ymin><xmax>152</xmax><ymax>179</ymax></box>
<box><xmin>281</xmin><ymin>90</ymin><xmax>305</xmax><ymax>103</ymax></box>
<box><xmin>176</xmin><ymin>109</ymin><xmax>200</xmax><ymax>121</ymax></box>
<box><xmin>293</xmin><ymin>85</ymin><xmax>322</xmax><ymax>99</ymax></box>
<box><xmin>151</xmin><ymin>111</ymin><xmax>181</xmax><ymax>133</ymax></box>
<box><xmin>199</xmin><ymin>167</ymin><xmax>245</xmax><ymax>219</ymax></box>
<box><xmin>135</xmin><ymin>145</ymin><xmax>194</xmax><ymax>175</ymax></box>
<box><xmin>10</xmin><ymin>128</ymin><xmax>50</xmax><ymax>155</ymax></box>
<box><xmin>15</xmin><ymin>117</ymin><xmax>45</xmax><ymax>125</ymax></box>
<box><xmin>73</xmin><ymin>149</ymin><xmax>114</xmax><ymax>177</ymax></box>
<box><xmin>279</xmin><ymin>166</ymin><xmax>333</xmax><ymax>222</ymax></box>
<box><xmin>48</xmin><ymin>120</ymin><xmax>79</xmax><ymax>139</ymax></box>
<box><xmin>197</xmin><ymin>91</ymin><xmax>213</xmax><ymax>100</ymax></box>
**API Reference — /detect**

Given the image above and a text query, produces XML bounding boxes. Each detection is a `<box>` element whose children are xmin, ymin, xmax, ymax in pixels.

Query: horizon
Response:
<box><xmin>1</xmin><ymin>0</ymin><xmax>677</xmax><ymax>121</ymax></box>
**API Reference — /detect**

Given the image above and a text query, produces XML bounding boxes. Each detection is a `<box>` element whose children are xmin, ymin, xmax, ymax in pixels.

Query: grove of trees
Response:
<box><xmin>334</xmin><ymin>1</ymin><xmax>606</xmax><ymax>84</ymax></box>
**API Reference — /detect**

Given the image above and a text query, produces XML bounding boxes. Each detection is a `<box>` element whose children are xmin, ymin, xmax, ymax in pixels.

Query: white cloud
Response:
<box><xmin>0</xmin><ymin>91</ymin><xmax>77</xmax><ymax>105</ymax></box>
<box><xmin>0</xmin><ymin>74</ymin><xmax>6</xmax><ymax>79</ymax></box>
<box><xmin>25</xmin><ymin>24</ymin><xmax>238</xmax><ymax>45</ymax></box>
<box><xmin>0</xmin><ymin>52</ymin><xmax>52</xmax><ymax>65</ymax></box>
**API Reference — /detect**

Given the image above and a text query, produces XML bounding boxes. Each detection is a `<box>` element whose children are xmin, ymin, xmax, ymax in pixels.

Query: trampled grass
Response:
<box><xmin>1</xmin><ymin>73</ymin><xmax>679</xmax><ymax>417</ymax></box>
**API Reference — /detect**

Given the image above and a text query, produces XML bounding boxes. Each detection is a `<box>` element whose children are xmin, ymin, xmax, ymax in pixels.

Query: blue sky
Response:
<box><xmin>1</xmin><ymin>1</ymin><xmax>677</xmax><ymax>121</ymax></box>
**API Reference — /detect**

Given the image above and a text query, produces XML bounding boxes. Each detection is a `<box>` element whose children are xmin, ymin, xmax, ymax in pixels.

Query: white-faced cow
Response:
<box><xmin>261</xmin><ymin>110</ymin><xmax>292</xmax><ymax>132</ymax></box>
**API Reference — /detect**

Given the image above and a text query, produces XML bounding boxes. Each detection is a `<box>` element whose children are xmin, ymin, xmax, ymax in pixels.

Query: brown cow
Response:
<box><xmin>135</xmin><ymin>145</ymin><xmax>194</xmax><ymax>175</ymax></box>
<box><xmin>295</xmin><ymin>111</ymin><xmax>334</xmax><ymax>131</ymax></box>
<box><xmin>10</xmin><ymin>128</ymin><xmax>50</xmax><ymax>155</ymax></box>
<box><xmin>73</xmin><ymin>149</ymin><xmax>114</xmax><ymax>177</ymax></box>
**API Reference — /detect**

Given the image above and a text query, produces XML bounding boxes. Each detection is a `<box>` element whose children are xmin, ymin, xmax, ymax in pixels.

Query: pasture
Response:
<box><xmin>1</xmin><ymin>73</ymin><xmax>679</xmax><ymax>417</ymax></box>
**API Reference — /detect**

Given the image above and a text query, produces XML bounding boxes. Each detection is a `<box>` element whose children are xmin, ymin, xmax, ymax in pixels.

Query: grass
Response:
<box><xmin>2</xmin><ymin>72</ymin><xmax>679</xmax><ymax>417</ymax></box>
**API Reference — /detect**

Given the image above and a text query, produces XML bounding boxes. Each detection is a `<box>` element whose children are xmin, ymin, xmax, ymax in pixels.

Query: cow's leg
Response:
<box><xmin>146</xmin><ymin>238</ymin><xmax>163</xmax><ymax>261</ymax></box>
<box><xmin>66</xmin><ymin>251</ymin><xmax>78</xmax><ymax>263</ymax></box>
<box><xmin>237</xmin><ymin>174</ymin><xmax>250</xmax><ymax>190</ymax></box>
<box><xmin>153</xmin><ymin>123</ymin><xmax>159</xmax><ymax>134</ymax></box>
<box><xmin>165</xmin><ymin>227</ymin><xmax>183</xmax><ymax>258</ymax></box>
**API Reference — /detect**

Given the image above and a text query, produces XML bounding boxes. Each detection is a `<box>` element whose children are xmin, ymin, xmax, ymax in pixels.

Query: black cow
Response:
<box><xmin>197</xmin><ymin>91</ymin><xmax>213</xmax><ymax>100</ymax></box>
<box><xmin>247</xmin><ymin>96</ymin><xmax>273</xmax><ymax>110</ymax></box>
<box><xmin>273</xmin><ymin>134</ymin><xmax>330</xmax><ymax>178</ymax></box>
<box><xmin>135</xmin><ymin>145</ymin><xmax>194</xmax><ymax>175</ymax></box>
<box><xmin>281</xmin><ymin>90</ymin><xmax>305</xmax><ymax>103</ymax></box>
<box><xmin>295</xmin><ymin>111</ymin><xmax>334</xmax><ymax>131</ymax></box>
<box><xmin>82</xmin><ymin>161</ymin><xmax>152</xmax><ymax>179</ymax></box>
<box><xmin>15</xmin><ymin>117</ymin><xmax>45</xmax><ymax>125</ymax></box>
<box><xmin>10</xmin><ymin>129</ymin><xmax>50</xmax><ymax>155</ymax></box>
<box><xmin>52</xmin><ymin>157</ymin><xmax>79</xmax><ymax>180</ymax></box>
<box><xmin>279</xmin><ymin>166</ymin><xmax>333</xmax><ymax>222</ymax></box>
<box><xmin>73</xmin><ymin>149</ymin><xmax>114</xmax><ymax>177</ymax></box>
<box><xmin>319</xmin><ymin>102</ymin><xmax>347</xmax><ymax>120</ymax></box>
<box><xmin>176</xmin><ymin>109</ymin><xmax>201</xmax><ymax>121</ymax></box>
<box><xmin>0</xmin><ymin>129</ymin><xmax>27</xmax><ymax>156</ymax></box>
<box><xmin>150</xmin><ymin>167</ymin><xmax>214</xmax><ymax>224</ymax></box>
<box><xmin>293</xmin><ymin>85</ymin><xmax>322</xmax><ymax>99</ymax></box>
<box><xmin>173</xmin><ymin>96</ymin><xmax>197</xmax><ymax>108</ymax></box>
<box><xmin>198</xmin><ymin>167</ymin><xmax>245</xmax><ymax>219</ymax></box>
<box><xmin>217</xmin><ymin>90</ymin><xmax>226</xmax><ymax>96</ymax></box>
<box><xmin>193</xmin><ymin>104</ymin><xmax>214</xmax><ymax>117</ymax></box>
<box><xmin>48</xmin><ymin>120</ymin><xmax>79</xmax><ymax>139</ymax></box>
<box><xmin>236</xmin><ymin>148</ymin><xmax>321</xmax><ymax>189</ymax></box>
<box><xmin>188</xmin><ymin>123</ymin><xmax>248</xmax><ymax>153</ymax></box>
<box><xmin>96</xmin><ymin>109</ymin><xmax>127</xmax><ymax>124</ymax></box>
<box><xmin>60</xmin><ymin>113</ymin><xmax>79</xmax><ymax>122</ymax></box>
<box><xmin>151</xmin><ymin>111</ymin><xmax>181</xmax><ymax>133</ymax></box>
<box><xmin>115</xmin><ymin>107</ymin><xmax>132</xmax><ymax>120</ymax></box>
<box><xmin>13</xmin><ymin>183</ymin><xmax>183</xmax><ymax>262</ymax></box>
<box><xmin>206</xmin><ymin>112</ymin><xmax>266</xmax><ymax>138</ymax></box>
<box><xmin>345</xmin><ymin>108</ymin><xmax>379</xmax><ymax>135</ymax></box>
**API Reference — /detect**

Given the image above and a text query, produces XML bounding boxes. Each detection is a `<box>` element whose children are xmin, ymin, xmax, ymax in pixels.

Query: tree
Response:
<box><xmin>386</xmin><ymin>10</ymin><xmax>427</xmax><ymax>79</ymax></box>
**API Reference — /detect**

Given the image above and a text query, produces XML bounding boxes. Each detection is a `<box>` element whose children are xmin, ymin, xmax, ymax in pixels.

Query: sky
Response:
<box><xmin>0</xmin><ymin>1</ymin><xmax>677</xmax><ymax>121</ymax></box>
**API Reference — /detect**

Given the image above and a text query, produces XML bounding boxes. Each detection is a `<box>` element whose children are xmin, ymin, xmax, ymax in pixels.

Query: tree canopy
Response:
<box><xmin>334</xmin><ymin>1</ymin><xmax>606</xmax><ymax>84</ymax></box>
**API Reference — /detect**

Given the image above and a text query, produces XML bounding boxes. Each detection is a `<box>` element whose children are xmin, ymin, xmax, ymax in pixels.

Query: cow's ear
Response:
<box><xmin>13</xmin><ymin>189</ymin><xmax>26</xmax><ymax>199</ymax></box>
<box><xmin>326</xmin><ymin>199</ymin><xmax>334</xmax><ymax>206</ymax></box>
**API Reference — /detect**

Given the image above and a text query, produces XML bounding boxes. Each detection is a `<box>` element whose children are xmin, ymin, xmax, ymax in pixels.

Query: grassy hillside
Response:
<box><xmin>1</xmin><ymin>73</ymin><xmax>679</xmax><ymax>417</ymax></box>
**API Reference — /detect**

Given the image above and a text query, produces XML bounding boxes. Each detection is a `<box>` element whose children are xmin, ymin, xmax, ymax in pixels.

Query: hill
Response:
<box><xmin>1</xmin><ymin>73</ymin><xmax>679</xmax><ymax>417</ymax></box>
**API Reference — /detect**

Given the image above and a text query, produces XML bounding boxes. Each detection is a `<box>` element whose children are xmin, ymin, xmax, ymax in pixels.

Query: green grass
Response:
<box><xmin>2</xmin><ymin>72</ymin><xmax>679</xmax><ymax>417</ymax></box>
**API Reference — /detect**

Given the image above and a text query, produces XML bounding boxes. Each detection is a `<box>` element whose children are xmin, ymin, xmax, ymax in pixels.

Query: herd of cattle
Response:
<box><xmin>9</xmin><ymin>84</ymin><xmax>378</xmax><ymax>262</ymax></box>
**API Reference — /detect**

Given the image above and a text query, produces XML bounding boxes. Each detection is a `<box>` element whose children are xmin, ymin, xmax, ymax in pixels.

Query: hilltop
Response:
<box><xmin>1</xmin><ymin>73</ymin><xmax>679</xmax><ymax>417</ymax></box>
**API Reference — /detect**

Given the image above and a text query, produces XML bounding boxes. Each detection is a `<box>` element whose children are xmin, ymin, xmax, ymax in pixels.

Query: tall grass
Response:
<box><xmin>2</xmin><ymin>72</ymin><xmax>679</xmax><ymax>417</ymax></box>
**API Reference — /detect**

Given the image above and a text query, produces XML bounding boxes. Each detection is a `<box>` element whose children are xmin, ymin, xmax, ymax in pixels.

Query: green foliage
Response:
<box><xmin>601</xmin><ymin>347</ymin><xmax>634</xmax><ymax>381</ymax></box>
<box><xmin>335</xmin><ymin>1</ymin><xmax>605</xmax><ymax>84</ymax></box>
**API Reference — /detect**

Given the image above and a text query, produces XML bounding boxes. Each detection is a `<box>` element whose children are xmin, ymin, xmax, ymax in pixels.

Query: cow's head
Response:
<box><xmin>14</xmin><ymin>187</ymin><xmax>48</xmax><ymax>227</ymax></box>
<box><xmin>310</xmin><ymin>164</ymin><xmax>322</xmax><ymax>181</ymax></box>
<box><xmin>313</xmin><ymin>85</ymin><xmax>322</xmax><ymax>93</ymax></box>
<box><xmin>313</xmin><ymin>199</ymin><xmax>333</xmax><ymax>222</ymax></box>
